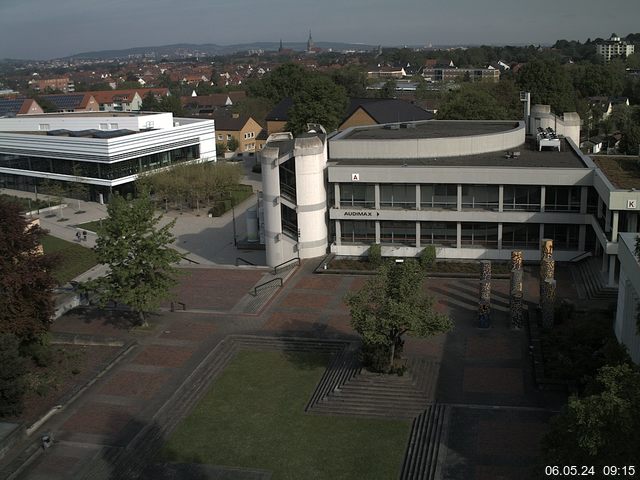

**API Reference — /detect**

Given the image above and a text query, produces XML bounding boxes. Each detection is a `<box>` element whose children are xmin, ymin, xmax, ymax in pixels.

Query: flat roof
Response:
<box><xmin>330</xmin><ymin>137</ymin><xmax>587</xmax><ymax>169</ymax></box>
<box><xmin>342</xmin><ymin>121</ymin><xmax>520</xmax><ymax>140</ymax></box>
<box><xmin>7</xmin><ymin>112</ymin><xmax>163</xmax><ymax>118</ymax></box>
<box><xmin>592</xmin><ymin>156</ymin><xmax>640</xmax><ymax>189</ymax></box>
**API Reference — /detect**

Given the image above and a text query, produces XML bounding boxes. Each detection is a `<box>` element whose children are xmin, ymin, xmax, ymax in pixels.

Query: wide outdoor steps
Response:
<box><xmin>308</xmin><ymin>357</ymin><xmax>440</xmax><ymax>419</ymax></box>
<box><xmin>400</xmin><ymin>404</ymin><xmax>449</xmax><ymax>480</ymax></box>
<box><xmin>571</xmin><ymin>257</ymin><xmax>618</xmax><ymax>300</ymax></box>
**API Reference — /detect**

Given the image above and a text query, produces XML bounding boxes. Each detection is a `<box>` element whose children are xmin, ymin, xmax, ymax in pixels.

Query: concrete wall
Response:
<box><xmin>0</xmin><ymin>112</ymin><xmax>174</xmax><ymax>131</ymax></box>
<box><xmin>330</xmin><ymin>121</ymin><xmax>525</xmax><ymax>159</ymax></box>
<box><xmin>615</xmin><ymin>233</ymin><xmax>640</xmax><ymax>364</ymax></box>
<box><xmin>529</xmin><ymin>105</ymin><xmax>581</xmax><ymax>146</ymax></box>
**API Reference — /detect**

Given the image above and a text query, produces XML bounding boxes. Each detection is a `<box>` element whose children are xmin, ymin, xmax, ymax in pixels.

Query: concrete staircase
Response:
<box><xmin>571</xmin><ymin>257</ymin><xmax>618</xmax><ymax>301</ymax></box>
<box><xmin>400</xmin><ymin>404</ymin><xmax>449</xmax><ymax>480</ymax></box>
<box><xmin>307</xmin><ymin>355</ymin><xmax>440</xmax><ymax>419</ymax></box>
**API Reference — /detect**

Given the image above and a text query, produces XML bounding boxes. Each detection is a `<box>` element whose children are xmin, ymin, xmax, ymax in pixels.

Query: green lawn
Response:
<box><xmin>161</xmin><ymin>350</ymin><xmax>411</xmax><ymax>480</ymax></box>
<box><xmin>74</xmin><ymin>220</ymin><xmax>104</xmax><ymax>233</ymax></box>
<box><xmin>41</xmin><ymin>234</ymin><xmax>98</xmax><ymax>285</ymax></box>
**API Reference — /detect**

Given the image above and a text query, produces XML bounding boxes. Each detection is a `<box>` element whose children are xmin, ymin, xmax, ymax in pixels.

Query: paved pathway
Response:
<box><xmin>3</xmin><ymin>248</ymin><xmax>585</xmax><ymax>479</ymax></box>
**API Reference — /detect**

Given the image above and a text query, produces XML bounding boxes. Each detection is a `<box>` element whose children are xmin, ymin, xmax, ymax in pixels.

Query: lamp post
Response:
<box><xmin>231</xmin><ymin>198</ymin><xmax>237</xmax><ymax>248</ymax></box>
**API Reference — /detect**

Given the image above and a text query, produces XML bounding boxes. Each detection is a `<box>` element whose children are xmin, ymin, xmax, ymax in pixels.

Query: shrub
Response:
<box><xmin>21</xmin><ymin>335</ymin><xmax>53</xmax><ymax>368</ymax></box>
<box><xmin>0</xmin><ymin>334</ymin><xmax>27</xmax><ymax>417</ymax></box>
<box><xmin>419</xmin><ymin>245</ymin><xmax>436</xmax><ymax>269</ymax></box>
<box><xmin>368</xmin><ymin>243</ymin><xmax>382</xmax><ymax>267</ymax></box>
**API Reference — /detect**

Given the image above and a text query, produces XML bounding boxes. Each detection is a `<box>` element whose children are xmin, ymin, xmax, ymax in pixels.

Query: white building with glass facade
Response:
<box><xmin>0</xmin><ymin>112</ymin><xmax>216</xmax><ymax>201</ymax></box>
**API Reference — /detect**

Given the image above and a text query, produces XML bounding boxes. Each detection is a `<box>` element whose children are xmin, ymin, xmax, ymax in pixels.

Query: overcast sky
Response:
<box><xmin>0</xmin><ymin>0</ymin><xmax>638</xmax><ymax>60</ymax></box>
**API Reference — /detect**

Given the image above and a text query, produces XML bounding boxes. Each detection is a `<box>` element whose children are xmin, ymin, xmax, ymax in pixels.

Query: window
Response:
<box><xmin>461</xmin><ymin>185</ymin><xmax>499</xmax><ymax>210</ymax></box>
<box><xmin>109</xmin><ymin>123</ymin><xmax>119</xmax><ymax>130</ymax></box>
<box><xmin>341</xmin><ymin>220</ymin><xmax>376</xmax><ymax>244</ymax></box>
<box><xmin>380</xmin><ymin>184</ymin><xmax>415</xmax><ymax>209</ymax></box>
<box><xmin>545</xmin><ymin>186</ymin><xmax>580</xmax><ymax>212</ymax></box>
<box><xmin>461</xmin><ymin>223</ymin><xmax>499</xmax><ymax>248</ymax></box>
<box><xmin>503</xmin><ymin>186</ymin><xmax>541</xmax><ymax>211</ymax></box>
<box><xmin>545</xmin><ymin>224</ymin><xmax>579</xmax><ymax>250</ymax></box>
<box><xmin>281</xmin><ymin>204</ymin><xmax>298</xmax><ymax>239</ymax></box>
<box><xmin>99</xmin><ymin>123</ymin><xmax>108</xmax><ymax>130</ymax></box>
<box><xmin>502</xmin><ymin>223</ymin><xmax>539</xmax><ymax>249</ymax></box>
<box><xmin>380</xmin><ymin>221</ymin><xmax>416</xmax><ymax>245</ymax></box>
<box><xmin>38</xmin><ymin>124</ymin><xmax>50</xmax><ymax>131</ymax></box>
<box><xmin>421</xmin><ymin>184</ymin><xmax>457</xmax><ymax>209</ymax></box>
<box><xmin>227</xmin><ymin>134</ymin><xmax>232</xmax><ymax>141</ymax></box>
<box><xmin>421</xmin><ymin>222</ymin><xmax>457</xmax><ymax>247</ymax></box>
<box><xmin>340</xmin><ymin>183</ymin><xmax>375</xmax><ymax>208</ymax></box>
<box><xmin>217</xmin><ymin>134</ymin><xmax>223</xmax><ymax>140</ymax></box>
<box><xmin>279</xmin><ymin>157</ymin><xmax>296</xmax><ymax>201</ymax></box>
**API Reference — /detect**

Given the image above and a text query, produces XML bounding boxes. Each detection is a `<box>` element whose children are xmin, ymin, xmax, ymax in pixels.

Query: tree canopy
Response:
<box><xmin>517</xmin><ymin>59</ymin><xmax>577</xmax><ymax>113</ymax></box>
<box><xmin>345</xmin><ymin>259</ymin><xmax>452</xmax><ymax>372</ymax></box>
<box><xmin>286</xmin><ymin>74</ymin><xmax>348</xmax><ymax>134</ymax></box>
<box><xmin>543</xmin><ymin>363</ymin><xmax>640</xmax><ymax>466</ymax></box>
<box><xmin>0</xmin><ymin>198</ymin><xmax>55</xmax><ymax>342</ymax></box>
<box><xmin>437</xmin><ymin>81</ymin><xmax>521</xmax><ymax>120</ymax></box>
<box><xmin>84</xmin><ymin>192</ymin><xmax>181</xmax><ymax>325</ymax></box>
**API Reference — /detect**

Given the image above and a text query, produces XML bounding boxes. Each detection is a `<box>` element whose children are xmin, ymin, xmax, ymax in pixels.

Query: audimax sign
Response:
<box><xmin>342</xmin><ymin>210</ymin><xmax>380</xmax><ymax>217</ymax></box>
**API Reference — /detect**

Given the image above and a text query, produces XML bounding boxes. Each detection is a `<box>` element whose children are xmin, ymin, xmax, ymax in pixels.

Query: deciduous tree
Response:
<box><xmin>0</xmin><ymin>198</ymin><xmax>55</xmax><ymax>342</ymax></box>
<box><xmin>543</xmin><ymin>363</ymin><xmax>640</xmax><ymax>466</ymax></box>
<box><xmin>84</xmin><ymin>191</ymin><xmax>181</xmax><ymax>326</ymax></box>
<box><xmin>286</xmin><ymin>75</ymin><xmax>348</xmax><ymax>134</ymax></box>
<box><xmin>345</xmin><ymin>259</ymin><xmax>452</xmax><ymax>372</ymax></box>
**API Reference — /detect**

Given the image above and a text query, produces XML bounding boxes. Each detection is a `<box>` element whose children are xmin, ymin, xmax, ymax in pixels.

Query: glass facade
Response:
<box><xmin>461</xmin><ymin>185</ymin><xmax>499</xmax><ymax>210</ymax></box>
<box><xmin>341</xmin><ymin>220</ymin><xmax>376</xmax><ymax>244</ymax></box>
<box><xmin>420</xmin><ymin>184</ymin><xmax>457</xmax><ymax>209</ymax></box>
<box><xmin>503</xmin><ymin>185</ymin><xmax>541</xmax><ymax>211</ymax></box>
<box><xmin>380</xmin><ymin>221</ymin><xmax>416</xmax><ymax>245</ymax></box>
<box><xmin>421</xmin><ymin>222</ymin><xmax>457</xmax><ymax>247</ymax></box>
<box><xmin>278</xmin><ymin>157</ymin><xmax>296</xmax><ymax>202</ymax></box>
<box><xmin>545</xmin><ymin>224</ymin><xmax>580</xmax><ymax>250</ymax></box>
<box><xmin>461</xmin><ymin>223</ymin><xmax>499</xmax><ymax>247</ymax></box>
<box><xmin>545</xmin><ymin>186</ymin><xmax>581</xmax><ymax>212</ymax></box>
<box><xmin>340</xmin><ymin>183</ymin><xmax>375</xmax><ymax>208</ymax></box>
<box><xmin>502</xmin><ymin>223</ymin><xmax>540</xmax><ymax>249</ymax></box>
<box><xmin>380</xmin><ymin>184</ymin><xmax>415</xmax><ymax>209</ymax></box>
<box><xmin>0</xmin><ymin>144</ymin><xmax>199</xmax><ymax>181</ymax></box>
<box><xmin>281</xmin><ymin>204</ymin><xmax>298</xmax><ymax>239</ymax></box>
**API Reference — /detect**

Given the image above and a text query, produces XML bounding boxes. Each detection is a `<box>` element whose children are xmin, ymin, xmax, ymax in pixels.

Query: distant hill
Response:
<box><xmin>65</xmin><ymin>42</ymin><xmax>379</xmax><ymax>60</ymax></box>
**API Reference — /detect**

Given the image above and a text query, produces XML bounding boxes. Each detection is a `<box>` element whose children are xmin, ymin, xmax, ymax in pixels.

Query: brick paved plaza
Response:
<box><xmin>8</xmin><ymin>263</ymin><xmax>576</xmax><ymax>480</ymax></box>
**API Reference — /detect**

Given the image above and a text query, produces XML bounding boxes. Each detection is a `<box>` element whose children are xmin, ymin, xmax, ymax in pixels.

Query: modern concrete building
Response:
<box><xmin>0</xmin><ymin>111</ymin><xmax>216</xmax><ymax>201</ymax></box>
<box><xmin>615</xmin><ymin>232</ymin><xmax>640</xmax><ymax>364</ymax></box>
<box><xmin>258</xmin><ymin>108</ymin><xmax>640</xmax><ymax>292</ymax></box>
<box><xmin>260</xmin><ymin>130</ymin><xmax>329</xmax><ymax>267</ymax></box>
<box><xmin>596</xmin><ymin>33</ymin><xmax>635</xmax><ymax>63</ymax></box>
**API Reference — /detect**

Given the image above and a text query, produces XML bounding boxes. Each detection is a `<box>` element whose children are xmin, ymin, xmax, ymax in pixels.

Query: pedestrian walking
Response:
<box><xmin>82</xmin><ymin>231</ymin><xmax>87</xmax><ymax>241</ymax></box>
<box><xmin>76</xmin><ymin>231</ymin><xmax>81</xmax><ymax>242</ymax></box>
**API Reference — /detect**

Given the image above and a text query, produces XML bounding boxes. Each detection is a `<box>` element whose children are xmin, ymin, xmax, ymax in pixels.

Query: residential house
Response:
<box><xmin>339</xmin><ymin>98</ymin><xmax>434</xmax><ymax>131</ymax></box>
<box><xmin>39</xmin><ymin>93</ymin><xmax>99</xmax><ymax>113</ymax></box>
<box><xmin>181</xmin><ymin>92</ymin><xmax>246</xmax><ymax>116</ymax></box>
<box><xmin>212</xmin><ymin>112</ymin><xmax>262</xmax><ymax>156</ymax></box>
<box><xmin>29</xmin><ymin>77</ymin><xmax>74</xmax><ymax>93</ymax></box>
<box><xmin>88</xmin><ymin>88</ymin><xmax>170</xmax><ymax>111</ymax></box>
<box><xmin>0</xmin><ymin>98</ymin><xmax>44</xmax><ymax>117</ymax></box>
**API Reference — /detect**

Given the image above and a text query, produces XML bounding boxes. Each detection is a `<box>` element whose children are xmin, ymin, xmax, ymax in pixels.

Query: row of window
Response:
<box><xmin>339</xmin><ymin>221</ymin><xmax>580</xmax><ymax>250</ymax></box>
<box><xmin>0</xmin><ymin>145</ymin><xmax>199</xmax><ymax>180</ymax></box>
<box><xmin>337</xmin><ymin>184</ymin><xmax>589</xmax><ymax>212</ymax></box>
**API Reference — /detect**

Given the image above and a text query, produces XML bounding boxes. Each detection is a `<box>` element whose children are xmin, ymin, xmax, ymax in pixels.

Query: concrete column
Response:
<box><xmin>540</xmin><ymin>185</ymin><xmax>546</xmax><ymax>213</ymax></box>
<box><xmin>415</xmin><ymin>222</ymin><xmax>421</xmax><ymax>248</ymax></box>
<box><xmin>578</xmin><ymin>224</ymin><xmax>586</xmax><ymax>251</ymax></box>
<box><xmin>609</xmin><ymin>255</ymin><xmax>616</xmax><ymax>287</ymax></box>
<box><xmin>612</xmin><ymin>211</ymin><xmax>619</xmax><ymax>241</ymax></box>
<box><xmin>335</xmin><ymin>220</ymin><xmax>341</xmax><ymax>246</ymax></box>
<box><xmin>457</xmin><ymin>184</ymin><xmax>462</xmax><ymax>211</ymax></box>
<box><xmin>605</xmin><ymin>207</ymin><xmax>611</xmax><ymax>232</ymax></box>
<box><xmin>334</xmin><ymin>183</ymin><xmax>340</xmax><ymax>208</ymax></box>
<box><xmin>497</xmin><ymin>223</ymin><xmax>503</xmax><ymax>250</ymax></box>
<box><xmin>498</xmin><ymin>185</ymin><xmax>504</xmax><ymax>212</ymax></box>
<box><xmin>580</xmin><ymin>186</ymin><xmax>588</xmax><ymax>214</ymax></box>
<box><xmin>416</xmin><ymin>184</ymin><xmax>421</xmax><ymax>211</ymax></box>
<box><xmin>375</xmin><ymin>221</ymin><xmax>380</xmax><ymax>244</ymax></box>
<box><xmin>456</xmin><ymin>222</ymin><xmax>462</xmax><ymax>249</ymax></box>
<box><xmin>374</xmin><ymin>184</ymin><xmax>380</xmax><ymax>210</ymax></box>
